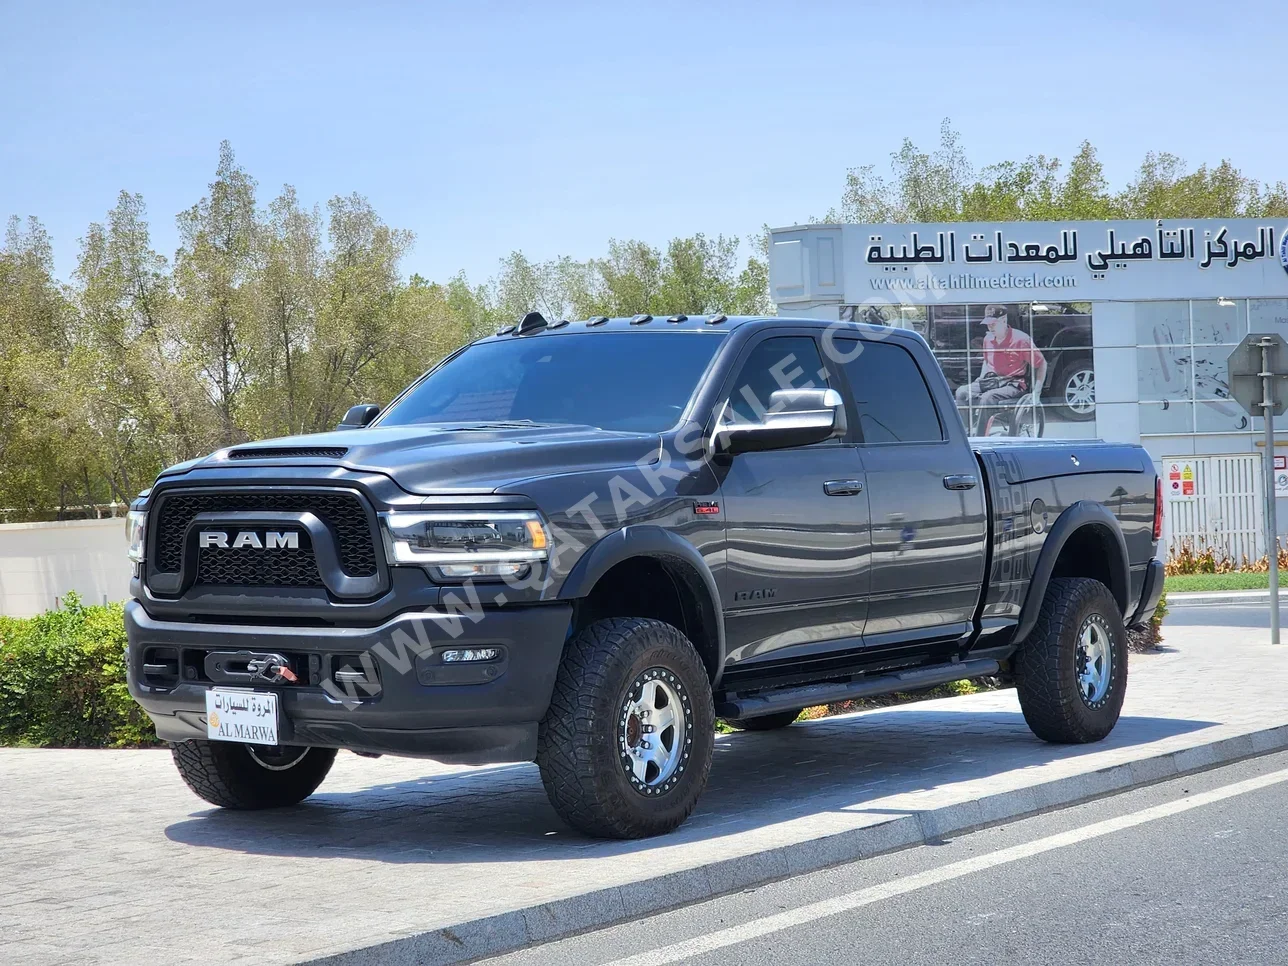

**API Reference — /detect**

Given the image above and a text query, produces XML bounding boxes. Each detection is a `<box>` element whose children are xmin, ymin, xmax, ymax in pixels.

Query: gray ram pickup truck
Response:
<box><xmin>125</xmin><ymin>313</ymin><xmax>1163</xmax><ymax>838</ymax></box>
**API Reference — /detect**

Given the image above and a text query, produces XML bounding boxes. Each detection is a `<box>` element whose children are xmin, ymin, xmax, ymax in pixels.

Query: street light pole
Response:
<box><xmin>1261</xmin><ymin>336</ymin><xmax>1281</xmax><ymax>647</ymax></box>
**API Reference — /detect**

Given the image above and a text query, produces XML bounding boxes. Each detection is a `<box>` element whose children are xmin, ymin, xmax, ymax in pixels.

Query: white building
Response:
<box><xmin>769</xmin><ymin>218</ymin><xmax>1288</xmax><ymax>561</ymax></box>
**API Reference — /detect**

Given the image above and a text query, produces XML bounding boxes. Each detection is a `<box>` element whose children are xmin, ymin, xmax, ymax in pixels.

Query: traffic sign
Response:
<box><xmin>1225</xmin><ymin>332</ymin><xmax>1288</xmax><ymax>646</ymax></box>
<box><xmin>1227</xmin><ymin>332</ymin><xmax>1288</xmax><ymax>417</ymax></box>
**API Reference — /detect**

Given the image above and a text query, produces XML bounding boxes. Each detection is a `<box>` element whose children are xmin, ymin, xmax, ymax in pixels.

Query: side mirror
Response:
<box><xmin>337</xmin><ymin>404</ymin><xmax>381</xmax><ymax>430</ymax></box>
<box><xmin>714</xmin><ymin>388</ymin><xmax>846</xmax><ymax>455</ymax></box>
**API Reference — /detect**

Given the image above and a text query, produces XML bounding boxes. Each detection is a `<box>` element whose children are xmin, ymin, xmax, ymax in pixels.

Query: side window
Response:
<box><xmin>725</xmin><ymin>336</ymin><xmax>829</xmax><ymax>423</ymax></box>
<box><xmin>837</xmin><ymin>339</ymin><xmax>944</xmax><ymax>444</ymax></box>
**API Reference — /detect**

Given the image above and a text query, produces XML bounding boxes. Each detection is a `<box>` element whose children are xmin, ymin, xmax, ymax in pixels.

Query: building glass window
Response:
<box><xmin>1250</xmin><ymin>299</ymin><xmax>1288</xmax><ymax>334</ymax></box>
<box><xmin>1191</xmin><ymin>299</ymin><xmax>1246</xmax><ymax>345</ymax></box>
<box><xmin>1134</xmin><ymin>299</ymin><xmax>1254</xmax><ymax>436</ymax></box>
<box><xmin>1134</xmin><ymin>300</ymin><xmax>1190</xmax><ymax>348</ymax></box>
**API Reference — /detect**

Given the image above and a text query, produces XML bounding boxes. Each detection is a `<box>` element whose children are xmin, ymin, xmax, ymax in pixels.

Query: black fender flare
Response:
<box><xmin>1012</xmin><ymin>501</ymin><xmax>1131</xmax><ymax>646</ymax></box>
<box><xmin>559</xmin><ymin>526</ymin><xmax>727</xmax><ymax>685</ymax></box>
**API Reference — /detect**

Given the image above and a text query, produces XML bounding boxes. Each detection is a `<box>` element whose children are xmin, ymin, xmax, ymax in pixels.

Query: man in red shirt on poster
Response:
<box><xmin>954</xmin><ymin>304</ymin><xmax>1048</xmax><ymax>435</ymax></box>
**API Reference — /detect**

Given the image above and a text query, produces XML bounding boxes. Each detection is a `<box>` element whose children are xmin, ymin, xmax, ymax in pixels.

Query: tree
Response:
<box><xmin>243</xmin><ymin>185</ymin><xmax>324</xmax><ymax>438</ymax></box>
<box><xmin>835</xmin><ymin>119</ymin><xmax>1288</xmax><ymax>224</ymax></box>
<box><xmin>173</xmin><ymin>141</ymin><xmax>260</xmax><ymax>446</ymax></box>
<box><xmin>0</xmin><ymin>217</ymin><xmax>87</xmax><ymax>517</ymax></box>
<box><xmin>490</xmin><ymin>233</ymin><xmax>771</xmax><ymax>323</ymax></box>
<box><xmin>74</xmin><ymin>192</ymin><xmax>185</xmax><ymax>503</ymax></box>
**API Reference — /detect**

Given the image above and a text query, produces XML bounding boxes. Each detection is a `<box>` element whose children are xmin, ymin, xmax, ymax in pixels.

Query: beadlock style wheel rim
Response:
<box><xmin>619</xmin><ymin>668</ymin><xmax>690</xmax><ymax>795</ymax></box>
<box><xmin>1077</xmin><ymin>616</ymin><xmax>1113</xmax><ymax>706</ymax></box>
<box><xmin>1064</xmin><ymin>369</ymin><xmax>1096</xmax><ymax>414</ymax></box>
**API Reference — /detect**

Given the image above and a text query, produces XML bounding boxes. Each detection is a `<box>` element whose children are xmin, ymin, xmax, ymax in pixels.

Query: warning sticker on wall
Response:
<box><xmin>1167</xmin><ymin>460</ymin><xmax>1197</xmax><ymax>500</ymax></box>
<box><xmin>1276</xmin><ymin>455</ymin><xmax>1288</xmax><ymax>496</ymax></box>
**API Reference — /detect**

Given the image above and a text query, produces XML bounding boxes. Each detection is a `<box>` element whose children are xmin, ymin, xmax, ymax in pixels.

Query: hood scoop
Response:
<box><xmin>227</xmin><ymin>446</ymin><xmax>349</xmax><ymax>461</ymax></box>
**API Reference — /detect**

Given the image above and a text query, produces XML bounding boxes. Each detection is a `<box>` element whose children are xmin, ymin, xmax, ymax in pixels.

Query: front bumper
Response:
<box><xmin>125</xmin><ymin>599</ymin><xmax>572</xmax><ymax>764</ymax></box>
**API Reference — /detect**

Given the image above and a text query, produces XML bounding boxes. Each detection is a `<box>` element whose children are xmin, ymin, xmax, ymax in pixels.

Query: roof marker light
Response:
<box><xmin>586</xmin><ymin>316</ymin><xmax>609</xmax><ymax>327</ymax></box>
<box><xmin>707</xmin><ymin>313</ymin><xmax>728</xmax><ymax>325</ymax></box>
<box><xmin>667</xmin><ymin>314</ymin><xmax>688</xmax><ymax>323</ymax></box>
<box><xmin>630</xmin><ymin>314</ymin><xmax>653</xmax><ymax>325</ymax></box>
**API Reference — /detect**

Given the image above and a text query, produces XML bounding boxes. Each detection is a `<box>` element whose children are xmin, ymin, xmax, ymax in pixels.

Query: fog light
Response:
<box><xmin>441</xmin><ymin>648</ymin><xmax>500</xmax><ymax>663</ymax></box>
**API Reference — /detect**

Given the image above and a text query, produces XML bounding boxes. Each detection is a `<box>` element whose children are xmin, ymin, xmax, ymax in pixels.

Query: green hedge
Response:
<box><xmin>0</xmin><ymin>592</ymin><xmax>159</xmax><ymax>747</ymax></box>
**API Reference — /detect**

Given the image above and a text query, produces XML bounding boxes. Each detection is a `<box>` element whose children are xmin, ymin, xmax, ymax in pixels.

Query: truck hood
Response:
<box><xmin>178</xmin><ymin>423</ymin><xmax>661</xmax><ymax>495</ymax></box>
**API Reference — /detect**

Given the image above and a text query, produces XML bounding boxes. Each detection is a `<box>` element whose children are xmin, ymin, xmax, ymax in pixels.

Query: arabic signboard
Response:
<box><xmin>770</xmin><ymin>219</ymin><xmax>1288</xmax><ymax>305</ymax></box>
<box><xmin>1166</xmin><ymin>459</ymin><xmax>1198</xmax><ymax>501</ymax></box>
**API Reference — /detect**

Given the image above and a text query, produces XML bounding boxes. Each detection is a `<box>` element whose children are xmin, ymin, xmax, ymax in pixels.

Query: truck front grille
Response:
<box><xmin>152</xmin><ymin>490</ymin><xmax>379</xmax><ymax>583</ymax></box>
<box><xmin>195</xmin><ymin>543</ymin><xmax>326</xmax><ymax>587</ymax></box>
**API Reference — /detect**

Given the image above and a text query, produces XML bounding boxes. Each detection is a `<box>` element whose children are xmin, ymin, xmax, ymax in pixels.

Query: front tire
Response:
<box><xmin>1015</xmin><ymin>577</ymin><xmax>1127</xmax><ymax>743</ymax></box>
<box><xmin>537</xmin><ymin>618</ymin><xmax>715</xmax><ymax>839</ymax></box>
<box><xmin>171</xmin><ymin>740</ymin><xmax>337</xmax><ymax>809</ymax></box>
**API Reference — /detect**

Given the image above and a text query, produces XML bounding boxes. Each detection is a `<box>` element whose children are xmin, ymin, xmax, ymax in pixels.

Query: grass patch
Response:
<box><xmin>1164</xmin><ymin>572</ymin><xmax>1270</xmax><ymax>593</ymax></box>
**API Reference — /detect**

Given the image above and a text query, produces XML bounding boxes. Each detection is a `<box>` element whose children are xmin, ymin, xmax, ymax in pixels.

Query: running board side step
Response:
<box><xmin>715</xmin><ymin>658</ymin><xmax>1001</xmax><ymax>720</ymax></box>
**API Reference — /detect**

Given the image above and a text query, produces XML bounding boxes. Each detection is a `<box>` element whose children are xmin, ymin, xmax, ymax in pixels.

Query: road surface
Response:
<box><xmin>482</xmin><ymin>747</ymin><xmax>1288</xmax><ymax>966</ymax></box>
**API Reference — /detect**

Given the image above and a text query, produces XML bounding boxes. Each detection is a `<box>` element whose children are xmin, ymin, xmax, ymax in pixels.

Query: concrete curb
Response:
<box><xmin>1167</xmin><ymin>590</ymin><xmax>1279</xmax><ymax>605</ymax></box>
<box><xmin>306</xmin><ymin>723</ymin><xmax>1288</xmax><ymax>966</ymax></box>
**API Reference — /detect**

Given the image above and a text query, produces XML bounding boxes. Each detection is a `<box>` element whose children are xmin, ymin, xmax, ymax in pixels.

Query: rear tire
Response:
<box><xmin>724</xmin><ymin>709</ymin><xmax>802</xmax><ymax>731</ymax></box>
<box><xmin>171</xmin><ymin>740</ymin><xmax>336</xmax><ymax>809</ymax></box>
<box><xmin>537</xmin><ymin>617</ymin><xmax>715</xmax><ymax>839</ymax></box>
<box><xmin>1015</xmin><ymin>577</ymin><xmax>1127</xmax><ymax>743</ymax></box>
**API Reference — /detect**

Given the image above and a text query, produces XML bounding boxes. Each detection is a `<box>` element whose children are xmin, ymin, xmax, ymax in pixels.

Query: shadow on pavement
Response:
<box><xmin>164</xmin><ymin>705</ymin><xmax>1215</xmax><ymax>864</ymax></box>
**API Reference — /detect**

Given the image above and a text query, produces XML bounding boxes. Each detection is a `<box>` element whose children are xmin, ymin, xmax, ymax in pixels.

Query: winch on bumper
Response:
<box><xmin>125</xmin><ymin>599</ymin><xmax>572</xmax><ymax>764</ymax></box>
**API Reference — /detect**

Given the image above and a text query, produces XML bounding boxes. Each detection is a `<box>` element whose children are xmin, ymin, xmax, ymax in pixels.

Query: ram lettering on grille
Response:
<box><xmin>198</xmin><ymin>530</ymin><xmax>300</xmax><ymax>550</ymax></box>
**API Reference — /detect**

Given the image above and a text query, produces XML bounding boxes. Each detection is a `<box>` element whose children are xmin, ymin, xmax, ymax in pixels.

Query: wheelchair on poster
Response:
<box><xmin>961</xmin><ymin>365</ymin><xmax>1045</xmax><ymax>438</ymax></box>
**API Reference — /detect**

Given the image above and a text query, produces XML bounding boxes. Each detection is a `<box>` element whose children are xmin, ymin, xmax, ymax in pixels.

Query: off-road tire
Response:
<box><xmin>171</xmin><ymin>740</ymin><xmax>337</xmax><ymax>809</ymax></box>
<box><xmin>724</xmin><ymin>709</ymin><xmax>802</xmax><ymax>731</ymax></box>
<box><xmin>537</xmin><ymin>617</ymin><xmax>715</xmax><ymax>839</ymax></box>
<box><xmin>1015</xmin><ymin>577</ymin><xmax>1127</xmax><ymax>743</ymax></box>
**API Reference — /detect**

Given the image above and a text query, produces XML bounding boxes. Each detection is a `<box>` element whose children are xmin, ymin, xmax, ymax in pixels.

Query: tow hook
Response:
<box><xmin>245</xmin><ymin>654</ymin><xmax>298</xmax><ymax>684</ymax></box>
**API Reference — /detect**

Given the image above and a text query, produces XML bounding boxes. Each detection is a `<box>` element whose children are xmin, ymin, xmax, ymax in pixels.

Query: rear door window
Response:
<box><xmin>835</xmin><ymin>339</ymin><xmax>944</xmax><ymax>444</ymax></box>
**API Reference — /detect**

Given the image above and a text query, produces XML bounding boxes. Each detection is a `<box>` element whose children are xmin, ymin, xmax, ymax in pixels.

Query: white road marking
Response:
<box><xmin>603</xmin><ymin>766</ymin><xmax>1288</xmax><ymax>966</ymax></box>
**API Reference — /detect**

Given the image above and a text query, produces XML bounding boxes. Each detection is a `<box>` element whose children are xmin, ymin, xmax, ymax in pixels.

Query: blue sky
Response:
<box><xmin>2</xmin><ymin>0</ymin><xmax>1284</xmax><ymax>285</ymax></box>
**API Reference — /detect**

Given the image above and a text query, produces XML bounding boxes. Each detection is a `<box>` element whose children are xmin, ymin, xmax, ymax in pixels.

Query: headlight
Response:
<box><xmin>126</xmin><ymin>510</ymin><xmax>147</xmax><ymax>563</ymax></box>
<box><xmin>380</xmin><ymin>510</ymin><xmax>550</xmax><ymax>580</ymax></box>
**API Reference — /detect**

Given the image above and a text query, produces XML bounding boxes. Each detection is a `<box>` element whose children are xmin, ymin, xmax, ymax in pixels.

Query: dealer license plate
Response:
<box><xmin>205</xmin><ymin>688</ymin><xmax>280</xmax><ymax>745</ymax></box>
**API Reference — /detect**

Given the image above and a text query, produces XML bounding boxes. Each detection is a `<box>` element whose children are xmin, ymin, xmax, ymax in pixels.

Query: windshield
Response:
<box><xmin>378</xmin><ymin>331</ymin><xmax>727</xmax><ymax>433</ymax></box>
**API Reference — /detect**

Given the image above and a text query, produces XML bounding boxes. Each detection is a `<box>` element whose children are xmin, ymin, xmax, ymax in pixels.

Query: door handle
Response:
<box><xmin>824</xmin><ymin>479</ymin><xmax>864</xmax><ymax>496</ymax></box>
<box><xmin>943</xmin><ymin>474</ymin><xmax>978</xmax><ymax>490</ymax></box>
